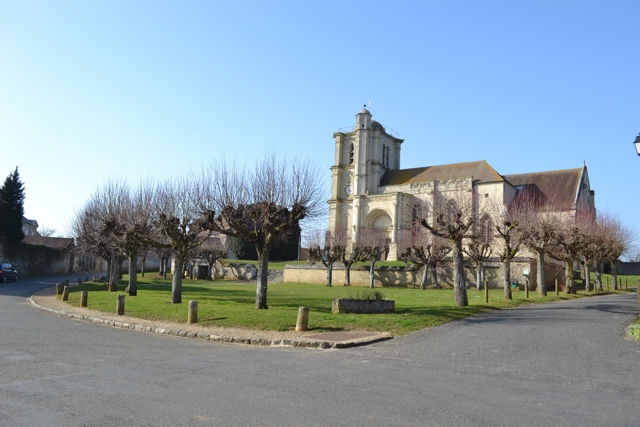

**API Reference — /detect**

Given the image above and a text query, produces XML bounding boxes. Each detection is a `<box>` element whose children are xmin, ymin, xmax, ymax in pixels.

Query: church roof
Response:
<box><xmin>380</xmin><ymin>160</ymin><xmax>504</xmax><ymax>186</ymax></box>
<box><xmin>503</xmin><ymin>167</ymin><xmax>584</xmax><ymax>209</ymax></box>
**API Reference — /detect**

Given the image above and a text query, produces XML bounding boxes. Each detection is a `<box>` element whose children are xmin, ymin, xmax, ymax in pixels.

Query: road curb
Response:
<box><xmin>29</xmin><ymin>292</ymin><xmax>392</xmax><ymax>350</ymax></box>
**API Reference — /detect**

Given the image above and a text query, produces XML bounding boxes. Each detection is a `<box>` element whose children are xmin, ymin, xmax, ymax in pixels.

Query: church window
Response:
<box><xmin>386</xmin><ymin>145</ymin><xmax>390</xmax><ymax>168</ymax></box>
<box><xmin>446</xmin><ymin>199</ymin><xmax>457</xmax><ymax>223</ymax></box>
<box><xmin>382</xmin><ymin>145</ymin><xmax>389</xmax><ymax>169</ymax></box>
<box><xmin>349</xmin><ymin>143</ymin><xmax>354</xmax><ymax>165</ymax></box>
<box><xmin>480</xmin><ymin>215</ymin><xmax>494</xmax><ymax>243</ymax></box>
<box><xmin>411</xmin><ymin>205</ymin><xmax>418</xmax><ymax>228</ymax></box>
<box><xmin>382</xmin><ymin>145</ymin><xmax>386</xmax><ymax>168</ymax></box>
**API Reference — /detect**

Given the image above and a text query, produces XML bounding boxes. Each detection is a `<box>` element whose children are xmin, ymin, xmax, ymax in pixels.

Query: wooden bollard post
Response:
<box><xmin>607</xmin><ymin>277</ymin><xmax>609</xmax><ymax>291</ymax></box>
<box><xmin>525</xmin><ymin>279</ymin><xmax>529</xmax><ymax>299</ymax></box>
<box><xmin>56</xmin><ymin>282</ymin><xmax>64</xmax><ymax>296</ymax></box>
<box><xmin>116</xmin><ymin>295</ymin><xmax>125</xmax><ymax>315</ymax></box>
<box><xmin>62</xmin><ymin>286</ymin><xmax>70</xmax><ymax>301</ymax></box>
<box><xmin>296</xmin><ymin>306</ymin><xmax>309</xmax><ymax>332</ymax></box>
<box><xmin>555</xmin><ymin>279</ymin><xmax>558</xmax><ymax>296</ymax></box>
<box><xmin>188</xmin><ymin>300</ymin><xmax>198</xmax><ymax>324</ymax></box>
<box><xmin>484</xmin><ymin>281</ymin><xmax>488</xmax><ymax>304</ymax></box>
<box><xmin>625</xmin><ymin>278</ymin><xmax>628</xmax><ymax>290</ymax></box>
<box><xmin>77</xmin><ymin>278</ymin><xmax>83</xmax><ymax>285</ymax></box>
<box><xmin>80</xmin><ymin>291</ymin><xmax>88</xmax><ymax>307</ymax></box>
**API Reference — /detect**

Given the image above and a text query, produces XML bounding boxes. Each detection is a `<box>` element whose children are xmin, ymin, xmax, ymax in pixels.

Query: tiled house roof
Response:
<box><xmin>380</xmin><ymin>160</ymin><xmax>504</xmax><ymax>186</ymax></box>
<box><xmin>23</xmin><ymin>236</ymin><xmax>75</xmax><ymax>250</ymax></box>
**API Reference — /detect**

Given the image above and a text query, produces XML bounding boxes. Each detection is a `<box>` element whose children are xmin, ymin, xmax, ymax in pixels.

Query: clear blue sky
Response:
<box><xmin>2</xmin><ymin>1</ymin><xmax>639</xmax><ymax>253</ymax></box>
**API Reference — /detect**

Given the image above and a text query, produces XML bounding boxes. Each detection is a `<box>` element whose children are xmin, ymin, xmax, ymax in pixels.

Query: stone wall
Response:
<box><xmin>283</xmin><ymin>259</ymin><xmax>561</xmax><ymax>288</ymax></box>
<box><xmin>8</xmin><ymin>244</ymin><xmax>72</xmax><ymax>275</ymax></box>
<box><xmin>617</xmin><ymin>261</ymin><xmax>640</xmax><ymax>276</ymax></box>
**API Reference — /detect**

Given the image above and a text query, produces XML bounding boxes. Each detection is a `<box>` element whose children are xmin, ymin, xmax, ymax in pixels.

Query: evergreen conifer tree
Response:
<box><xmin>0</xmin><ymin>167</ymin><xmax>26</xmax><ymax>247</ymax></box>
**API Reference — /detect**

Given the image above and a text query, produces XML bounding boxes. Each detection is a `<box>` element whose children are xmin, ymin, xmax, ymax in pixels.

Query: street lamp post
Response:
<box><xmin>634</xmin><ymin>133</ymin><xmax>640</xmax><ymax>156</ymax></box>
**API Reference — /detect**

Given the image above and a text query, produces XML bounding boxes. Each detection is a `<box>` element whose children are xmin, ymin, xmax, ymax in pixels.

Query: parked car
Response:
<box><xmin>0</xmin><ymin>263</ymin><xmax>18</xmax><ymax>282</ymax></box>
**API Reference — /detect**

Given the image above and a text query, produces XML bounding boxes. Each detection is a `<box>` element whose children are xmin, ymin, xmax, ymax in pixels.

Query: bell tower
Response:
<box><xmin>328</xmin><ymin>106</ymin><xmax>403</xmax><ymax>240</ymax></box>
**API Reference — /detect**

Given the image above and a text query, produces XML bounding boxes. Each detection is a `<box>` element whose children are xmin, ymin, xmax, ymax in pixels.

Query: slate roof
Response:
<box><xmin>503</xmin><ymin>167</ymin><xmax>583</xmax><ymax>209</ymax></box>
<box><xmin>380</xmin><ymin>160</ymin><xmax>504</xmax><ymax>186</ymax></box>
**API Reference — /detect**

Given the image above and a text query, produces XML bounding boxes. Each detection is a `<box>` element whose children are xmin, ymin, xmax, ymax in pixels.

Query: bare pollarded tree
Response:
<box><xmin>463</xmin><ymin>214</ymin><xmax>493</xmax><ymax>291</ymax></box>
<box><xmin>546</xmin><ymin>212</ymin><xmax>592</xmax><ymax>294</ymax></box>
<box><xmin>355</xmin><ymin>226</ymin><xmax>389</xmax><ymax>289</ymax></box>
<box><xmin>420</xmin><ymin>191</ymin><xmax>477</xmax><ymax>307</ymax></box>
<box><xmin>72</xmin><ymin>197</ymin><xmax>116</xmax><ymax>286</ymax></box>
<box><xmin>100</xmin><ymin>179</ymin><xmax>155</xmax><ymax>296</ymax></box>
<box><xmin>514</xmin><ymin>187</ymin><xmax>565</xmax><ymax>296</ymax></box>
<box><xmin>73</xmin><ymin>180</ymin><xmax>132</xmax><ymax>290</ymax></box>
<box><xmin>196</xmin><ymin>234</ymin><xmax>230</xmax><ymax>280</ymax></box>
<box><xmin>308</xmin><ymin>229</ymin><xmax>348</xmax><ymax>287</ymax></box>
<box><xmin>154</xmin><ymin>176</ymin><xmax>213</xmax><ymax>304</ymax></box>
<box><xmin>398</xmin><ymin>226</ymin><xmax>452</xmax><ymax>290</ymax></box>
<box><xmin>202</xmin><ymin>153</ymin><xmax>324</xmax><ymax>309</ymax></box>
<box><xmin>598</xmin><ymin>212</ymin><xmax>634</xmax><ymax>290</ymax></box>
<box><xmin>492</xmin><ymin>202</ymin><xmax>526</xmax><ymax>300</ymax></box>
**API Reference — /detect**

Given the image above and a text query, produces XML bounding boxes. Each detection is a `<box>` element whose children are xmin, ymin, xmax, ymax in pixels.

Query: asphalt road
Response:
<box><xmin>1</xmin><ymin>275</ymin><xmax>639</xmax><ymax>427</ymax></box>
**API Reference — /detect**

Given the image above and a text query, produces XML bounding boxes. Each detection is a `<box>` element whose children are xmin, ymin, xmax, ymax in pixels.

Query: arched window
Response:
<box><xmin>386</xmin><ymin>144</ymin><xmax>390</xmax><ymax>168</ymax></box>
<box><xmin>411</xmin><ymin>205</ymin><xmax>419</xmax><ymax>229</ymax></box>
<box><xmin>480</xmin><ymin>215</ymin><xmax>494</xmax><ymax>243</ymax></box>
<box><xmin>446</xmin><ymin>199</ymin><xmax>458</xmax><ymax>223</ymax></box>
<box><xmin>382</xmin><ymin>145</ymin><xmax>387</xmax><ymax>168</ymax></box>
<box><xmin>349</xmin><ymin>143</ymin><xmax>354</xmax><ymax>165</ymax></box>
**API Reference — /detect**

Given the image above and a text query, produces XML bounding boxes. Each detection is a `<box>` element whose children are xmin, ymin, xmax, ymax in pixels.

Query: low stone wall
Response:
<box><xmin>284</xmin><ymin>263</ymin><xmax>419</xmax><ymax>287</ymax></box>
<box><xmin>283</xmin><ymin>260</ymin><xmax>555</xmax><ymax>288</ymax></box>
<box><xmin>332</xmin><ymin>298</ymin><xmax>395</xmax><ymax>314</ymax></box>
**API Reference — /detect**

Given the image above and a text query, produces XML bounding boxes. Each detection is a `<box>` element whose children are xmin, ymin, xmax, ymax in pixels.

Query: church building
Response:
<box><xmin>328</xmin><ymin>106</ymin><xmax>595</xmax><ymax>261</ymax></box>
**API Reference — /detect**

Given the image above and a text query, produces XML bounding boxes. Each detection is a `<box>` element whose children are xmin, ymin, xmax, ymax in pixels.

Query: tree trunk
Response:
<box><xmin>206</xmin><ymin>260</ymin><xmax>216</xmax><ymax>281</ymax></box>
<box><xmin>344</xmin><ymin>264</ymin><xmax>352</xmax><ymax>286</ymax></box>
<box><xmin>369</xmin><ymin>260</ymin><xmax>376</xmax><ymax>288</ymax></box>
<box><xmin>419</xmin><ymin>265</ymin><xmax>428</xmax><ymax>290</ymax></box>
<box><xmin>255</xmin><ymin>246</ymin><xmax>270</xmax><ymax>309</ymax></box>
<box><xmin>106</xmin><ymin>257</ymin><xmax>112</xmax><ymax>285</ymax></box>
<box><xmin>583</xmin><ymin>261</ymin><xmax>591</xmax><ymax>292</ymax></box>
<box><xmin>325</xmin><ymin>263</ymin><xmax>333</xmax><ymax>287</ymax></box>
<box><xmin>476</xmin><ymin>262</ymin><xmax>482</xmax><ymax>291</ymax></box>
<box><xmin>141</xmin><ymin>254</ymin><xmax>146</xmax><ymax>277</ymax></box>
<box><xmin>564</xmin><ymin>261</ymin><xmax>574</xmax><ymax>294</ymax></box>
<box><xmin>430</xmin><ymin>263</ymin><xmax>441</xmax><ymax>289</ymax></box>
<box><xmin>595</xmin><ymin>268</ymin><xmax>603</xmax><ymax>291</ymax></box>
<box><xmin>162</xmin><ymin>258</ymin><xmax>168</xmax><ymax>280</ymax></box>
<box><xmin>117</xmin><ymin>256</ymin><xmax>124</xmax><ymax>281</ymax></box>
<box><xmin>452</xmin><ymin>242</ymin><xmax>468</xmax><ymax>307</ymax></box>
<box><xmin>503</xmin><ymin>261</ymin><xmax>512</xmax><ymax>300</ymax></box>
<box><xmin>172</xmin><ymin>257</ymin><xmax>184</xmax><ymax>304</ymax></box>
<box><xmin>611</xmin><ymin>261</ymin><xmax>618</xmax><ymax>290</ymax></box>
<box><xmin>128</xmin><ymin>255</ymin><xmax>138</xmax><ymax>296</ymax></box>
<box><xmin>534</xmin><ymin>248</ymin><xmax>546</xmax><ymax>296</ymax></box>
<box><xmin>109</xmin><ymin>253</ymin><xmax>117</xmax><ymax>286</ymax></box>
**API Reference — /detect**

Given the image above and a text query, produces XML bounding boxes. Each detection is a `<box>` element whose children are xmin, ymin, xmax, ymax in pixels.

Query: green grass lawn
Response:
<box><xmin>61</xmin><ymin>273</ymin><xmax>637</xmax><ymax>336</ymax></box>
